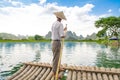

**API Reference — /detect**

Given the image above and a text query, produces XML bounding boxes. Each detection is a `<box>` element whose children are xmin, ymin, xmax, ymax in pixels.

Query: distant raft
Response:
<box><xmin>7</xmin><ymin>62</ymin><xmax>120</xmax><ymax>80</ymax></box>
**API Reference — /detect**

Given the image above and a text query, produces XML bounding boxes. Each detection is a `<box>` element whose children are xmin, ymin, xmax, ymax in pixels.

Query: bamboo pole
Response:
<box><xmin>51</xmin><ymin>76</ymin><xmax>55</xmax><ymax>80</ymax></box>
<box><xmin>24</xmin><ymin>62</ymin><xmax>120</xmax><ymax>75</ymax></box>
<box><xmin>77</xmin><ymin>66</ymin><xmax>82</xmax><ymax>80</ymax></box>
<box><xmin>66</xmin><ymin>66</ymin><xmax>73</xmax><ymax>80</ymax></box>
<box><xmin>63</xmin><ymin>66</ymin><xmax>120</xmax><ymax>75</ymax></box>
<box><xmin>46</xmin><ymin>63</ymin><xmax>55</xmax><ymax>80</ymax></box>
<box><xmin>67</xmin><ymin>70</ymin><xmax>72</xmax><ymax>80</ymax></box>
<box><xmin>40</xmin><ymin>68</ymin><xmax>51</xmax><ymax>80</ymax></box>
<box><xmin>24</xmin><ymin>66</ymin><xmax>39</xmax><ymax>80</ymax></box>
<box><xmin>91</xmin><ymin>67</ymin><xmax>97</xmax><ymax>80</ymax></box>
<box><xmin>106</xmin><ymin>68</ymin><xmax>113</xmax><ymax>80</ymax></box>
<box><xmin>57</xmin><ymin>64</ymin><xmax>67</xmax><ymax>79</ymax></box>
<box><xmin>86</xmin><ymin>66</ymin><xmax>92</xmax><ymax>80</ymax></box>
<box><xmin>35</xmin><ymin>67</ymin><xmax>47</xmax><ymax>80</ymax></box>
<box><xmin>95</xmin><ymin>67</ymin><xmax>103</xmax><ymax>80</ymax></box>
<box><xmin>45</xmin><ymin>71</ymin><xmax>53</xmax><ymax>80</ymax></box>
<box><xmin>23</xmin><ymin>62</ymin><xmax>120</xmax><ymax>79</ymax></box>
<box><xmin>18</xmin><ymin>66</ymin><xmax>35</xmax><ymax>80</ymax></box>
<box><xmin>13</xmin><ymin>65</ymin><xmax>31</xmax><ymax>80</ymax></box>
<box><xmin>100</xmin><ymin>67</ymin><xmax>109</xmax><ymax>80</ymax></box>
<box><xmin>72</xmin><ymin>70</ymin><xmax>77</xmax><ymax>80</ymax></box>
<box><xmin>72</xmin><ymin>66</ymin><xmax>77</xmax><ymax>80</ymax></box>
<box><xmin>31</xmin><ymin>67</ymin><xmax>43</xmax><ymax>80</ymax></box>
<box><xmin>111</xmin><ymin>68</ymin><xmax>119</xmax><ymax>80</ymax></box>
<box><xmin>55</xmin><ymin>24</ymin><xmax>67</xmax><ymax>80</ymax></box>
<box><xmin>82</xmin><ymin>66</ymin><xmax>87</xmax><ymax>80</ymax></box>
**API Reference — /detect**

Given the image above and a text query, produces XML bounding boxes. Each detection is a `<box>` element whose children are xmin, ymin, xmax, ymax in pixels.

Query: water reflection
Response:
<box><xmin>64</xmin><ymin>42</ymin><xmax>76</xmax><ymax>54</ymax></box>
<box><xmin>33</xmin><ymin>50</ymin><xmax>41</xmax><ymax>62</ymax></box>
<box><xmin>96</xmin><ymin>46</ymin><xmax>120</xmax><ymax>68</ymax></box>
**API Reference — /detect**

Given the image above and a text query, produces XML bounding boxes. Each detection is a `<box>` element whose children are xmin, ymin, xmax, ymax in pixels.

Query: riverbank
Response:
<box><xmin>0</xmin><ymin>39</ymin><xmax>101</xmax><ymax>42</ymax></box>
<box><xmin>0</xmin><ymin>39</ymin><xmax>119</xmax><ymax>47</ymax></box>
<box><xmin>0</xmin><ymin>39</ymin><xmax>50</xmax><ymax>42</ymax></box>
<box><xmin>100</xmin><ymin>40</ymin><xmax>120</xmax><ymax>47</ymax></box>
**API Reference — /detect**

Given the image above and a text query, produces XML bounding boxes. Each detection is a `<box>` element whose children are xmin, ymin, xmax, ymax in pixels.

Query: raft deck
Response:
<box><xmin>7</xmin><ymin>62</ymin><xmax>120</xmax><ymax>80</ymax></box>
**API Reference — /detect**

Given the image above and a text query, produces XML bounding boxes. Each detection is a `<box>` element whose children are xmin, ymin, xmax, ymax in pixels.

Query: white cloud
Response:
<box><xmin>4</xmin><ymin>0</ymin><xmax>11</xmax><ymax>2</ymax></box>
<box><xmin>11</xmin><ymin>1</ymin><xmax>23</xmax><ymax>6</ymax></box>
<box><xmin>2</xmin><ymin>0</ymin><xmax>23</xmax><ymax>7</ymax></box>
<box><xmin>39</xmin><ymin>0</ymin><xmax>46</xmax><ymax>4</ymax></box>
<box><xmin>0</xmin><ymin>2</ymin><xmax>107</xmax><ymax>37</ymax></box>
<box><xmin>108</xmin><ymin>9</ymin><xmax>112</xmax><ymax>13</ymax></box>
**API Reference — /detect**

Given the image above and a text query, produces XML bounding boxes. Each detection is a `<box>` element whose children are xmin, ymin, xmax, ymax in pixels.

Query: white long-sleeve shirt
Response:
<box><xmin>51</xmin><ymin>21</ymin><xmax>64</xmax><ymax>40</ymax></box>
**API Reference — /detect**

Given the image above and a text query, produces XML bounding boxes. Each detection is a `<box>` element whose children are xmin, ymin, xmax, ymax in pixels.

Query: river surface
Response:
<box><xmin>0</xmin><ymin>42</ymin><xmax>120</xmax><ymax>79</ymax></box>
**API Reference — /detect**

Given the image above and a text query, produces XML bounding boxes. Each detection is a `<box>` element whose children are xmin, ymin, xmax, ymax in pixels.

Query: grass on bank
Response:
<box><xmin>0</xmin><ymin>39</ymin><xmax>119</xmax><ymax>46</ymax></box>
<box><xmin>0</xmin><ymin>39</ymin><xmax>102</xmax><ymax>42</ymax></box>
<box><xmin>0</xmin><ymin>39</ymin><xmax>50</xmax><ymax>42</ymax></box>
<box><xmin>0</xmin><ymin>39</ymin><xmax>120</xmax><ymax>46</ymax></box>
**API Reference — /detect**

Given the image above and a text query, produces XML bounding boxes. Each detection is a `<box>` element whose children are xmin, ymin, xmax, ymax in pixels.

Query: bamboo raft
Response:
<box><xmin>7</xmin><ymin>62</ymin><xmax>120</xmax><ymax>80</ymax></box>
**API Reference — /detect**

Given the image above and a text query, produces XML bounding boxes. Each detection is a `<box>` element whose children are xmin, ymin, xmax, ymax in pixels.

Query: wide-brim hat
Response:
<box><xmin>54</xmin><ymin>11</ymin><xmax>67</xmax><ymax>20</ymax></box>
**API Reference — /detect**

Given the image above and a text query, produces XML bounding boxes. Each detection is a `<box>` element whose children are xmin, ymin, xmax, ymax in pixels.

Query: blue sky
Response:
<box><xmin>47</xmin><ymin>0</ymin><xmax>120</xmax><ymax>16</ymax></box>
<box><xmin>0</xmin><ymin>0</ymin><xmax>120</xmax><ymax>36</ymax></box>
<box><xmin>1</xmin><ymin>0</ymin><xmax>120</xmax><ymax>15</ymax></box>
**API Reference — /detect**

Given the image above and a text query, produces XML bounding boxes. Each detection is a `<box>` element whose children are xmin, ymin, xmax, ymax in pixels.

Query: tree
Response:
<box><xmin>28</xmin><ymin>36</ymin><xmax>35</xmax><ymax>40</ymax></box>
<box><xmin>0</xmin><ymin>37</ymin><xmax>3</xmax><ymax>40</ymax></box>
<box><xmin>34</xmin><ymin>35</ymin><xmax>44</xmax><ymax>40</ymax></box>
<box><xmin>95</xmin><ymin>16</ymin><xmax>120</xmax><ymax>39</ymax></box>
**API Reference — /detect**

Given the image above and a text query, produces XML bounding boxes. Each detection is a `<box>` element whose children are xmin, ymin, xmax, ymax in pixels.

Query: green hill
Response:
<box><xmin>0</xmin><ymin>33</ymin><xmax>19</xmax><ymax>40</ymax></box>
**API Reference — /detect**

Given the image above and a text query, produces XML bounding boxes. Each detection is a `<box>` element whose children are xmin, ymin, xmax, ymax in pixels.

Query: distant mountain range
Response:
<box><xmin>45</xmin><ymin>31</ymin><xmax>97</xmax><ymax>40</ymax></box>
<box><xmin>0</xmin><ymin>31</ymin><xmax>97</xmax><ymax>40</ymax></box>
<box><xmin>0</xmin><ymin>33</ymin><xmax>28</xmax><ymax>40</ymax></box>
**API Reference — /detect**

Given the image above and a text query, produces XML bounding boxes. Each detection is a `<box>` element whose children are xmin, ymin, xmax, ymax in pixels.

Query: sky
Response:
<box><xmin>0</xmin><ymin>0</ymin><xmax>120</xmax><ymax>37</ymax></box>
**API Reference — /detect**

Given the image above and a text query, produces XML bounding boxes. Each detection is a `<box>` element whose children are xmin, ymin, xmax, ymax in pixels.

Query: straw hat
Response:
<box><xmin>54</xmin><ymin>11</ymin><xmax>67</xmax><ymax>20</ymax></box>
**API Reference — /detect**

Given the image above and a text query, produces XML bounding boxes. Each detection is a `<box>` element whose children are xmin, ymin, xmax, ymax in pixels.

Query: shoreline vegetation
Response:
<box><xmin>0</xmin><ymin>39</ymin><xmax>119</xmax><ymax>46</ymax></box>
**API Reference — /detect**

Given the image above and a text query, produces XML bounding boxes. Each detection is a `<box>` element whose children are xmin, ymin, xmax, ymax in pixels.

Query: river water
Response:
<box><xmin>0</xmin><ymin>42</ymin><xmax>120</xmax><ymax>79</ymax></box>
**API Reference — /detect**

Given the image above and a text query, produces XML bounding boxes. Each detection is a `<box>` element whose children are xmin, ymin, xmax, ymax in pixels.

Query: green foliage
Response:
<box><xmin>28</xmin><ymin>36</ymin><xmax>35</xmax><ymax>40</ymax></box>
<box><xmin>101</xmin><ymin>40</ymin><xmax>108</xmax><ymax>44</ymax></box>
<box><xmin>34</xmin><ymin>34</ymin><xmax>44</xmax><ymax>40</ymax></box>
<box><xmin>0</xmin><ymin>37</ymin><xmax>3</xmax><ymax>40</ymax></box>
<box><xmin>95</xmin><ymin>16</ymin><xmax>120</xmax><ymax>38</ymax></box>
<box><xmin>97</xmin><ymin>27</ymin><xmax>107</xmax><ymax>37</ymax></box>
